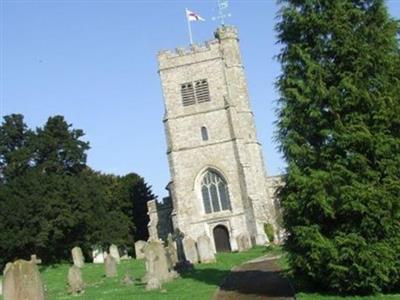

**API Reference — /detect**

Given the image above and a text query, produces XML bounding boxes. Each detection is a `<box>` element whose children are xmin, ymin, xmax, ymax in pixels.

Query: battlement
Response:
<box><xmin>214</xmin><ymin>25</ymin><xmax>239</xmax><ymax>41</ymax></box>
<box><xmin>158</xmin><ymin>39</ymin><xmax>219</xmax><ymax>60</ymax></box>
<box><xmin>157</xmin><ymin>25</ymin><xmax>239</xmax><ymax>71</ymax></box>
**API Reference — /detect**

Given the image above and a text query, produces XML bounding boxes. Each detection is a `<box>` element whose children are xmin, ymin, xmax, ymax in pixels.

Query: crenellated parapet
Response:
<box><xmin>157</xmin><ymin>26</ymin><xmax>240</xmax><ymax>71</ymax></box>
<box><xmin>158</xmin><ymin>40</ymin><xmax>221</xmax><ymax>71</ymax></box>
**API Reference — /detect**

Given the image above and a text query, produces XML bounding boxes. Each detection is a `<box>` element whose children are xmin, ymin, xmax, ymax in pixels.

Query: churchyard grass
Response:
<box><xmin>0</xmin><ymin>246</ymin><xmax>273</xmax><ymax>300</ymax></box>
<box><xmin>1</xmin><ymin>246</ymin><xmax>398</xmax><ymax>300</ymax></box>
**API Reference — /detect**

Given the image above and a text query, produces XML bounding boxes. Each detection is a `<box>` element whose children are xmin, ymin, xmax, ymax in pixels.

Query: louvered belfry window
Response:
<box><xmin>195</xmin><ymin>79</ymin><xmax>210</xmax><ymax>103</ymax></box>
<box><xmin>181</xmin><ymin>82</ymin><xmax>196</xmax><ymax>106</ymax></box>
<box><xmin>180</xmin><ymin>79</ymin><xmax>210</xmax><ymax>106</ymax></box>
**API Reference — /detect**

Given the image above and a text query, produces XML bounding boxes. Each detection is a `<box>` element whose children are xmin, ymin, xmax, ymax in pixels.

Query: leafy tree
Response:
<box><xmin>117</xmin><ymin>173</ymin><xmax>155</xmax><ymax>241</ymax></box>
<box><xmin>276</xmin><ymin>0</ymin><xmax>400</xmax><ymax>294</ymax></box>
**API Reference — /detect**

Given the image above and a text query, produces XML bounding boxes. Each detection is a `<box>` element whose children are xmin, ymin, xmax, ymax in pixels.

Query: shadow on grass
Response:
<box><xmin>179</xmin><ymin>267</ymin><xmax>231</xmax><ymax>287</ymax></box>
<box><xmin>180</xmin><ymin>260</ymin><xmax>296</xmax><ymax>298</ymax></box>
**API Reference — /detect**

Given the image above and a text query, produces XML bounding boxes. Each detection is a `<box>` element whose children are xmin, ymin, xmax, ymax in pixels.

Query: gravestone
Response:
<box><xmin>146</xmin><ymin>277</ymin><xmax>161</xmax><ymax>291</ymax></box>
<box><xmin>109</xmin><ymin>244</ymin><xmax>120</xmax><ymax>263</ymax></box>
<box><xmin>3</xmin><ymin>262</ymin><xmax>12</xmax><ymax>275</ymax></box>
<box><xmin>30</xmin><ymin>255</ymin><xmax>42</xmax><ymax>265</ymax></box>
<box><xmin>3</xmin><ymin>259</ymin><xmax>45</xmax><ymax>300</ymax></box>
<box><xmin>121</xmin><ymin>273</ymin><xmax>134</xmax><ymax>285</ymax></box>
<box><xmin>0</xmin><ymin>279</ymin><xmax>2</xmax><ymax>296</ymax></box>
<box><xmin>120</xmin><ymin>249</ymin><xmax>131</xmax><ymax>260</ymax></box>
<box><xmin>166</xmin><ymin>237</ymin><xmax>178</xmax><ymax>269</ymax></box>
<box><xmin>67</xmin><ymin>265</ymin><xmax>84</xmax><ymax>295</ymax></box>
<box><xmin>135</xmin><ymin>240</ymin><xmax>146</xmax><ymax>259</ymax></box>
<box><xmin>236</xmin><ymin>233</ymin><xmax>251</xmax><ymax>252</ymax></box>
<box><xmin>183</xmin><ymin>237</ymin><xmax>199</xmax><ymax>264</ymax></box>
<box><xmin>143</xmin><ymin>240</ymin><xmax>176</xmax><ymax>290</ymax></box>
<box><xmin>92</xmin><ymin>246</ymin><xmax>105</xmax><ymax>264</ymax></box>
<box><xmin>71</xmin><ymin>246</ymin><xmax>84</xmax><ymax>268</ymax></box>
<box><xmin>197</xmin><ymin>234</ymin><xmax>216</xmax><ymax>263</ymax></box>
<box><xmin>104</xmin><ymin>255</ymin><xmax>117</xmax><ymax>278</ymax></box>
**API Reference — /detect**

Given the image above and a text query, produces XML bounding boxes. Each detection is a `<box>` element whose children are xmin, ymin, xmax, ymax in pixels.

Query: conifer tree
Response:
<box><xmin>276</xmin><ymin>0</ymin><xmax>400</xmax><ymax>294</ymax></box>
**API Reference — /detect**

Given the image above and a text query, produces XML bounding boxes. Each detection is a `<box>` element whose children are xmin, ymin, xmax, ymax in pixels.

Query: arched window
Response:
<box><xmin>201</xmin><ymin>126</ymin><xmax>209</xmax><ymax>141</ymax></box>
<box><xmin>201</xmin><ymin>170</ymin><xmax>231</xmax><ymax>214</ymax></box>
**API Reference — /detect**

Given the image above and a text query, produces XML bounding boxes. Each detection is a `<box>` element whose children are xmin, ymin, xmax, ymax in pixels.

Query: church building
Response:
<box><xmin>153</xmin><ymin>25</ymin><xmax>282</xmax><ymax>252</ymax></box>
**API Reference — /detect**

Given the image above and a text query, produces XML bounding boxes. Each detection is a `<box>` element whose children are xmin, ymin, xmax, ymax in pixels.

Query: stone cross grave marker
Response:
<box><xmin>143</xmin><ymin>240</ymin><xmax>176</xmax><ymax>290</ymax></box>
<box><xmin>30</xmin><ymin>254</ymin><xmax>42</xmax><ymax>265</ymax></box>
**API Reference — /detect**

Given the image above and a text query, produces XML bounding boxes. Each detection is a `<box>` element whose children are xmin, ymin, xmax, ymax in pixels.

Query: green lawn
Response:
<box><xmin>1</xmin><ymin>247</ymin><xmax>399</xmax><ymax>300</ymax></box>
<box><xmin>0</xmin><ymin>246</ymin><xmax>273</xmax><ymax>300</ymax></box>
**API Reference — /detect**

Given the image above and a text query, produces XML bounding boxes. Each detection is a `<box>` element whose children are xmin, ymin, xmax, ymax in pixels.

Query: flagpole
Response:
<box><xmin>186</xmin><ymin>8</ymin><xmax>193</xmax><ymax>45</ymax></box>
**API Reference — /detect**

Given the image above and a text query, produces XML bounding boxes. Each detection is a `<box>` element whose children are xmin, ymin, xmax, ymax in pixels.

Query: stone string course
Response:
<box><xmin>153</xmin><ymin>25</ymin><xmax>283</xmax><ymax>253</ymax></box>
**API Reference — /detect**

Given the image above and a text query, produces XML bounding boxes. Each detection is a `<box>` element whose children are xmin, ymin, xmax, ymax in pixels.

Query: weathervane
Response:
<box><xmin>212</xmin><ymin>0</ymin><xmax>231</xmax><ymax>26</ymax></box>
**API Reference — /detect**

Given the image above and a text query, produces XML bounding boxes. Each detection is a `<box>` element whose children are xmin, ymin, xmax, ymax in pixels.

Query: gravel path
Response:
<box><xmin>212</xmin><ymin>257</ymin><xmax>295</xmax><ymax>300</ymax></box>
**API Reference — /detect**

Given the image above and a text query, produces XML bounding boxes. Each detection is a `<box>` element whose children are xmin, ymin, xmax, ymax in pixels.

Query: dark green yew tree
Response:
<box><xmin>117</xmin><ymin>173</ymin><xmax>155</xmax><ymax>241</ymax></box>
<box><xmin>0</xmin><ymin>115</ymin><xmax>155</xmax><ymax>268</ymax></box>
<box><xmin>276</xmin><ymin>0</ymin><xmax>400</xmax><ymax>294</ymax></box>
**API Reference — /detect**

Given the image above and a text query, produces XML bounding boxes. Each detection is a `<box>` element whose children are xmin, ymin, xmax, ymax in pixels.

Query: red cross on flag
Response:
<box><xmin>186</xmin><ymin>9</ymin><xmax>205</xmax><ymax>22</ymax></box>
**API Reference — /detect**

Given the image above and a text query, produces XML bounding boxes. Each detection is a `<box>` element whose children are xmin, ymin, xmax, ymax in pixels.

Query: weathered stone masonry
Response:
<box><xmin>156</xmin><ymin>25</ymin><xmax>281</xmax><ymax>252</ymax></box>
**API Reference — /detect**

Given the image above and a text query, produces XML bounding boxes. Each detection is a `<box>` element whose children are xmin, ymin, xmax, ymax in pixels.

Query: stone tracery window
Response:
<box><xmin>201</xmin><ymin>170</ymin><xmax>231</xmax><ymax>214</ymax></box>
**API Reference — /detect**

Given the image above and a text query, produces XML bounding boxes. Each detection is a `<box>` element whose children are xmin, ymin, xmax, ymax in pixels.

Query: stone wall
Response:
<box><xmin>157</xmin><ymin>25</ymin><xmax>278</xmax><ymax>251</ymax></box>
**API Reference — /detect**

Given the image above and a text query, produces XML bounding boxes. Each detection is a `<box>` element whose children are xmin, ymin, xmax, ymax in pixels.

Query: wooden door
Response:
<box><xmin>213</xmin><ymin>225</ymin><xmax>231</xmax><ymax>252</ymax></box>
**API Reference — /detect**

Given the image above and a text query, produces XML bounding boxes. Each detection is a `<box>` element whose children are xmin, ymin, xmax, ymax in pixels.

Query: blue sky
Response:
<box><xmin>1</xmin><ymin>0</ymin><xmax>399</xmax><ymax>198</ymax></box>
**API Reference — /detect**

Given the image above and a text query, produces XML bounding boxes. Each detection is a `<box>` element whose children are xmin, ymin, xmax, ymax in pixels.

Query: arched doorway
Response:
<box><xmin>213</xmin><ymin>225</ymin><xmax>231</xmax><ymax>252</ymax></box>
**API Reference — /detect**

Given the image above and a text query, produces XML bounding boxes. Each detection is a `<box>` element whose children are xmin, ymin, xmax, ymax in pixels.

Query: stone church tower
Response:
<box><xmin>157</xmin><ymin>26</ymin><xmax>279</xmax><ymax>252</ymax></box>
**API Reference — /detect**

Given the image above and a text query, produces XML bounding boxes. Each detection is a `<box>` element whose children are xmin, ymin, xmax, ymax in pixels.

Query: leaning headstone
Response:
<box><xmin>197</xmin><ymin>234</ymin><xmax>216</xmax><ymax>264</ymax></box>
<box><xmin>92</xmin><ymin>246</ymin><xmax>104</xmax><ymax>264</ymax></box>
<box><xmin>135</xmin><ymin>240</ymin><xmax>146</xmax><ymax>259</ymax></box>
<box><xmin>67</xmin><ymin>265</ymin><xmax>84</xmax><ymax>295</ymax></box>
<box><xmin>109</xmin><ymin>244</ymin><xmax>120</xmax><ymax>264</ymax></box>
<box><xmin>236</xmin><ymin>233</ymin><xmax>251</xmax><ymax>252</ymax></box>
<box><xmin>104</xmin><ymin>254</ymin><xmax>117</xmax><ymax>278</ymax></box>
<box><xmin>3</xmin><ymin>259</ymin><xmax>45</xmax><ymax>300</ymax></box>
<box><xmin>71</xmin><ymin>246</ymin><xmax>84</xmax><ymax>268</ymax></box>
<box><xmin>143</xmin><ymin>240</ymin><xmax>176</xmax><ymax>290</ymax></box>
<box><xmin>183</xmin><ymin>237</ymin><xmax>199</xmax><ymax>264</ymax></box>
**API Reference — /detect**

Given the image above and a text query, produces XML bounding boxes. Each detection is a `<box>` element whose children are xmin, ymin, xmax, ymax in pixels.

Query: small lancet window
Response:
<box><xmin>201</xmin><ymin>126</ymin><xmax>209</xmax><ymax>141</ymax></box>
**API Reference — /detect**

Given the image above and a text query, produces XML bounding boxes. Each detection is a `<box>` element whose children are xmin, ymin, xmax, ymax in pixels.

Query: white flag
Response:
<box><xmin>186</xmin><ymin>9</ymin><xmax>205</xmax><ymax>22</ymax></box>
